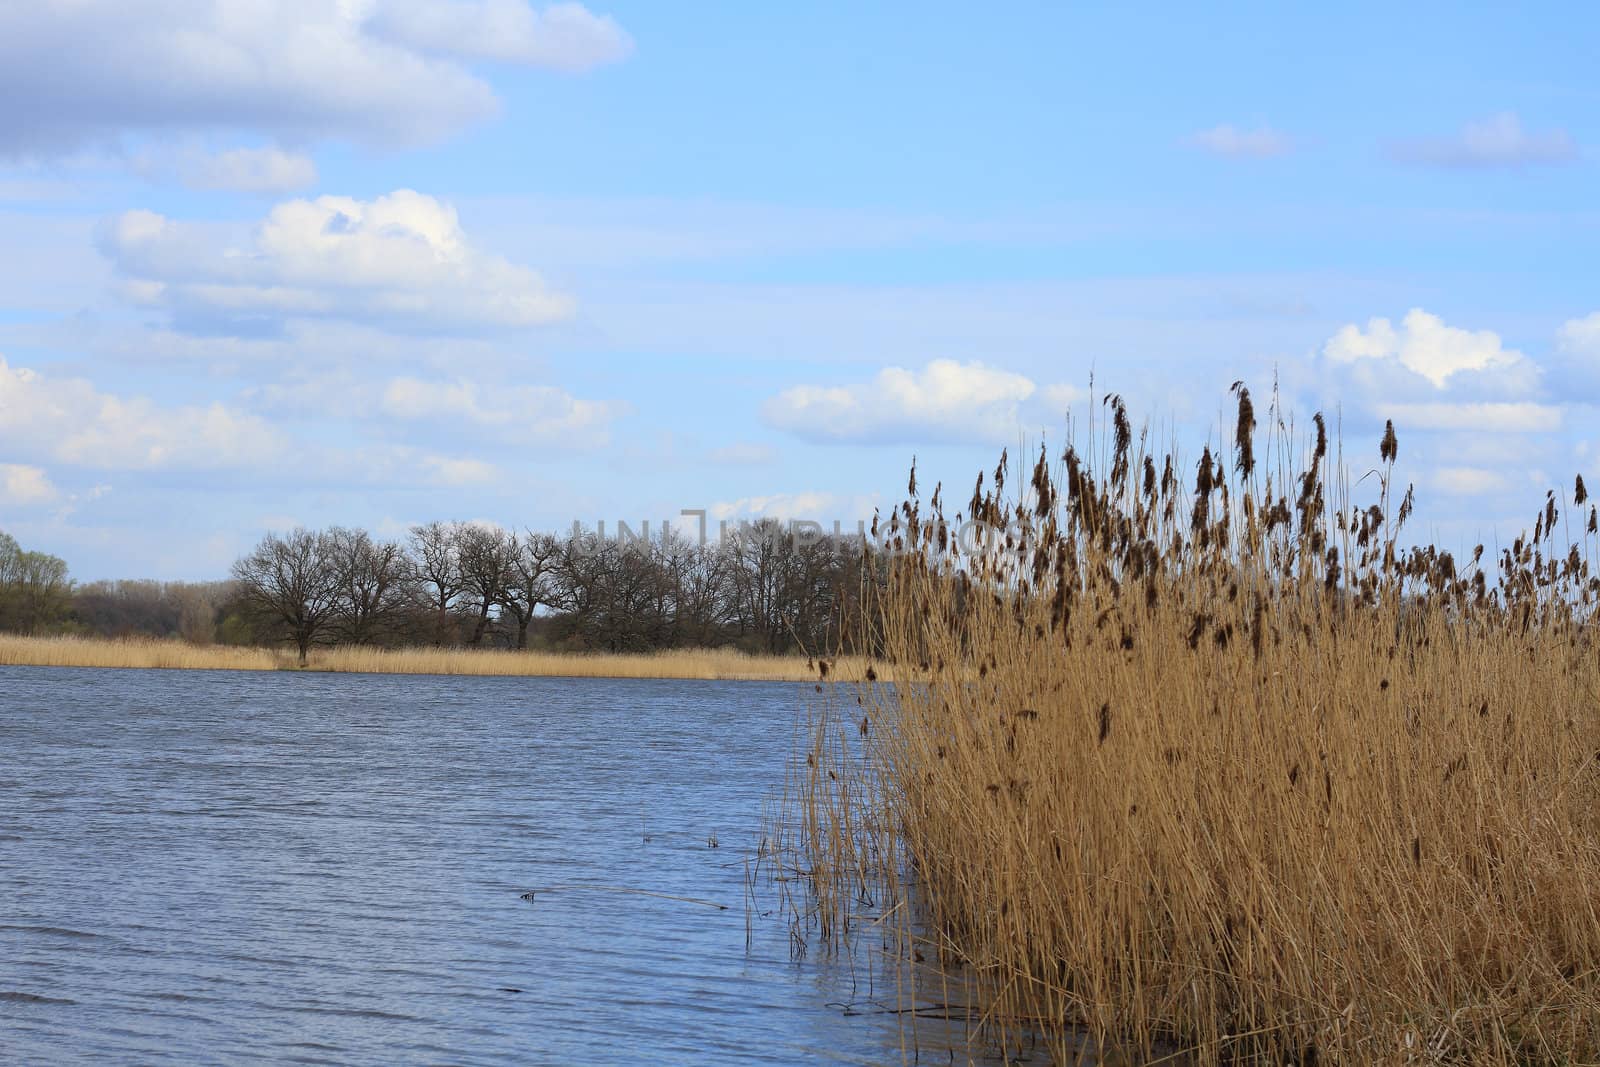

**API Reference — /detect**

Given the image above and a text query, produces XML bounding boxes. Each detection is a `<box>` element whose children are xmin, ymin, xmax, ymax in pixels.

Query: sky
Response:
<box><xmin>1</xmin><ymin>1</ymin><xmax>1597</xmax><ymax>580</ymax></box>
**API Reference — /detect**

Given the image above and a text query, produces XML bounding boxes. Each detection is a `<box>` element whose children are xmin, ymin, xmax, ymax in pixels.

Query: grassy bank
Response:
<box><xmin>0</xmin><ymin>634</ymin><xmax>873</xmax><ymax>682</ymax></box>
<box><xmin>784</xmin><ymin>394</ymin><xmax>1600</xmax><ymax>1064</ymax></box>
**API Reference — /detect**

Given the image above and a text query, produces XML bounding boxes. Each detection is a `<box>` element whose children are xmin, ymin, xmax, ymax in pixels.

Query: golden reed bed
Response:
<box><xmin>780</xmin><ymin>390</ymin><xmax>1600</xmax><ymax>1065</ymax></box>
<box><xmin>0</xmin><ymin>634</ymin><xmax>875</xmax><ymax>682</ymax></box>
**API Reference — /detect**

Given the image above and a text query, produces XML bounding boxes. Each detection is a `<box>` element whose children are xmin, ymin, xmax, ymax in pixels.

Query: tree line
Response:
<box><xmin>0</xmin><ymin>531</ymin><xmax>72</xmax><ymax>636</ymax></box>
<box><xmin>0</xmin><ymin>521</ymin><xmax>874</xmax><ymax>662</ymax></box>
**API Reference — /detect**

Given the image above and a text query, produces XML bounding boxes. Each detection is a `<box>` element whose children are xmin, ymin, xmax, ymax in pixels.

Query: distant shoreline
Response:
<box><xmin>0</xmin><ymin>635</ymin><xmax>879</xmax><ymax>683</ymax></box>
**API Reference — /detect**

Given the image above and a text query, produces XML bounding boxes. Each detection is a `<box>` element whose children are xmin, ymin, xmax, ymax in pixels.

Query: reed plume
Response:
<box><xmin>776</xmin><ymin>382</ymin><xmax>1600</xmax><ymax>1065</ymax></box>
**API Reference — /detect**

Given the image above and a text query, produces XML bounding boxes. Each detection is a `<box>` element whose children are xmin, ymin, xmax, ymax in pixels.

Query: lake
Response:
<box><xmin>0</xmin><ymin>666</ymin><xmax>1002</xmax><ymax>1065</ymax></box>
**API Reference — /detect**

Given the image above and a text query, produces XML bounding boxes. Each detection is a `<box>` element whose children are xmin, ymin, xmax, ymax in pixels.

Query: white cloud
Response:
<box><xmin>1431</xmin><ymin>466</ymin><xmax>1511</xmax><ymax>496</ymax></box>
<box><xmin>174</xmin><ymin>146</ymin><xmax>319</xmax><ymax>195</ymax></box>
<box><xmin>1039</xmin><ymin>383</ymin><xmax>1086</xmax><ymax>412</ymax></box>
<box><xmin>381</xmin><ymin>375</ymin><xmax>617</xmax><ymax>445</ymax></box>
<box><xmin>708</xmin><ymin>492</ymin><xmax>879</xmax><ymax>525</ymax></box>
<box><xmin>128</xmin><ymin>143</ymin><xmax>318</xmax><ymax>193</ymax></box>
<box><xmin>418</xmin><ymin>455</ymin><xmax>498</xmax><ymax>486</ymax></box>
<box><xmin>1298</xmin><ymin>311</ymin><xmax>1575</xmax><ymax>514</ymax></box>
<box><xmin>1386</xmin><ymin>112</ymin><xmax>1578</xmax><ymax>169</ymax></box>
<box><xmin>1558</xmin><ymin>312</ymin><xmax>1600</xmax><ymax>356</ymax></box>
<box><xmin>1185</xmin><ymin>124</ymin><xmax>1294</xmax><ymax>159</ymax></box>
<box><xmin>764</xmin><ymin>359</ymin><xmax>1075</xmax><ymax>444</ymax></box>
<box><xmin>252</xmin><ymin>441</ymin><xmax>505</xmax><ymax>491</ymax></box>
<box><xmin>1374</xmin><ymin>401</ymin><xmax>1561</xmax><ymax>434</ymax></box>
<box><xmin>0</xmin><ymin>355</ymin><xmax>284</xmax><ymax>470</ymax></box>
<box><xmin>1542</xmin><ymin>312</ymin><xmax>1600</xmax><ymax>393</ymax></box>
<box><xmin>366</xmin><ymin>0</ymin><xmax>632</xmax><ymax>70</ymax></box>
<box><xmin>100</xmin><ymin>189</ymin><xmax>574</xmax><ymax>333</ymax></box>
<box><xmin>0</xmin><ymin>463</ymin><xmax>59</xmax><ymax>506</ymax></box>
<box><xmin>1322</xmin><ymin>309</ymin><xmax>1531</xmax><ymax>389</ymax></box>
<box><xmin>0</xmin><ymin>2</ymin><xmax>629</xmax><ymax>157</ymax></box>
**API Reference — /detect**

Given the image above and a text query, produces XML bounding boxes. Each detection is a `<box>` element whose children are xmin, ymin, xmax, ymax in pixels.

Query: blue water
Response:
<box><xmin>0</xmin><ymin>666</ymin><xmax>976</xmax><ymax>1065</ymax></box>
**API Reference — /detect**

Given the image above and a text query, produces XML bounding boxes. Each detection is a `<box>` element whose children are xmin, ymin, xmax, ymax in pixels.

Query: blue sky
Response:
<box><xmin>1</xmin><ymin>1</ymin><xmax>1597</xmax><ymax>579</ymax></box>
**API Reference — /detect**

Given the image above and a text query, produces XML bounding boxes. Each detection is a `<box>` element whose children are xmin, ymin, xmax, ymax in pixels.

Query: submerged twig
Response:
<box><xmin>520</xmin><ymin>884</ymin><xmax>729</xmax><ymax>911</ymax></box>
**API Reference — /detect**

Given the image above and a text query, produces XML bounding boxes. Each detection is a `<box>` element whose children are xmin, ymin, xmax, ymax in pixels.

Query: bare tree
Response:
<box><xmin>727</xmin><ymin>519</ymin><xmax>793</xmax><ymax>653</ymax></box>
<box><xmin>547</xmin><ymin>531</ymin><xmax>602</xmax><ymax>648</ymax></box>
<box><xmin>636</xmin><ymin>530</ymin><xmax>723</xmax><ymax>648</ymax></box>
<box><xmin>327</xmin><ymin>527</ymin><xmax>409</xmax><ymax>645</ymax></box>
<box><xmin>499</xmin><ymin>530</ymin><xmax>558</xmax><ymax>650</ymax></box>
<box><xmin>785</xmin><ymin>535</ymin><xmax>856</xmax><ymax>653</ymax></box>
<box><xmin>408</xmin><ymin>520</ymin><xmax>463</xmax><ymax>645</ymax></box>
<box><xmin>455</xmin><ymin>523</ymin><xmax>514</xmax><ymax>646</ymax></box>
<box><xmin>29</xmin><ymin>515</ymin><xmax>871</xmax><ymax>656</ymax></box>
<box><xmin>659</xmin><ymin>537</ymin><xmax>729</xmax><ymax>647</ymax></box>
<box><xmin>549</xmin><ymin>531</ymin><xmax>657</xmax><ymax>651</ymax></box>
<box><xmin>230</xmin><ymin>529</ymin><xmax>343</xmax><ymax>666</ymax></box>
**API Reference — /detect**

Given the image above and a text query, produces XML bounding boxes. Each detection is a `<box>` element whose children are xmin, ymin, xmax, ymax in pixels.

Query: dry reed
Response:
<box><xmin>0</xmin><ymin>634</ymin><xmax>881</xmax><ymax>682</ymax></box>
<box><xmin>0</xmin><ymin>634</ymin><xmax>280</xmax><ymax>671</ymax></box>
<box><xmin>779</xmin><ymin>387</ymin><xmax>1600</xmax><ymax>1064</ymax></box>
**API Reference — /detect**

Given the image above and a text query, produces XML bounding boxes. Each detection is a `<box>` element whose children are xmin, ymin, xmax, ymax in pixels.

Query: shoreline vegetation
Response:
<box><xmin>777</xmin><ymin>387</ymin><xmax>1600</xmax><ymax>1064</ymax></box>
<box><xmin>0</xmin><ymin>634</ymin><xmax>879</xmax><ymax>682</ymax></box>
<box><xmin>0</xmin><ymin>518</ymin><xmax>873</xmax><ymax>668</ymax></box>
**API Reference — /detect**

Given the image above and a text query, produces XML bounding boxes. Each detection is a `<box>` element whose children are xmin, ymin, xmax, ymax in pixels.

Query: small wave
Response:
<box><xmin>132</xmin><ymin>990</ymin><xmax>222</xmax><ymax>1004</ymax></box>
<box><xmin>0</xmin><ymin>991</ymin><xmax>77</xmax><ymax>1005</ymax></box>
<box><xmin>0</xmin><ymin>925</ymin><xmax>107</xmax><ymax>941</ymax></box>
<box><xmin>281</xmin><ymin>1004</ymin><xmax>426</xmax><ymax>1023</ymax></box>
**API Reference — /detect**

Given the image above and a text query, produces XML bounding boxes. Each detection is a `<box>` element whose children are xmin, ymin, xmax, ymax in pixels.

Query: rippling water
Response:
<box><xmin>0</xmin><ymin>665</ymin><xmax>1011</xmax><ymax>1065</ymax></box>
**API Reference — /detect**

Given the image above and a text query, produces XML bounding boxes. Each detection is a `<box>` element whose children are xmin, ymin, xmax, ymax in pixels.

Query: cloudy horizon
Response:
<box><xmin>2</xmin><ymin>2</ymin><xmax>1597</xmax><ymax>580</ymax></box>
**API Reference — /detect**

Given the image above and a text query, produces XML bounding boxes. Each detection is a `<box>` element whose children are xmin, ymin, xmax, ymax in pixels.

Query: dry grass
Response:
<box><xmin>780</xmin><ymin>390</ymin><xmax>1600</xmax><ymax>1064</ymax></box>
<box><xmin>0</xmin><ymin>633</ymin><xmax>878</xmax><ymax>682</ymax></box>
<box><xmin>307</xmin><ymin>643</ymin><xmax>882</xmax><ymax>682</ymax></box>
<box><xmin>0</xmin><ymin>634</ymin><xmax>280</xmax><ymax>671</ymax></box>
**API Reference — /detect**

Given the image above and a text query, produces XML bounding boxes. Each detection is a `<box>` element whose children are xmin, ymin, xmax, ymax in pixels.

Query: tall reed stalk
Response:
<box><xmin>779</xmin><ymin>385</ymin><xmax>1600</xmax><ymax>1064</ymax></box>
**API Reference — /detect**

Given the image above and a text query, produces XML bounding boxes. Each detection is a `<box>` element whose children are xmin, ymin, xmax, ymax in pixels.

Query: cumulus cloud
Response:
<box><xmin>1184</xmin><ymin>124</ymin><xmax>1294</xmax><ymax>159</ymax></box>
<box><xmin>1306</xmin><ymin>310</ymin><xmax>1569</xmax><ymax>509</ymax></box>
<box><xmin>764</xmin><ymin>359</ymin><xmax>1077</xmax><ymax>445</ymax></box>
<box><xmin>0</xmin><ymin>356</ymin><xmax>284</xmax><ymax>470</ymax></box>
<box><xmin>381</xmin><ymin>375</ymin><xmax>617</xmax><ymax>445</ymax></box>
<box><xmin>1322</xmin><ymin>308</ymin><xmax>1533</xmax><ymax>390</ymax></box>
<box><xmin>366</xmin><ymin>0</ymin><xmax>633</xmax><ymax>70</ymax></box>
<box><xmin>1386</xmin><ymin>112</ymin><xmax>1578</xmax><ymax>169</ymax></box>
<box><xmin>0</xmin><ymin>463</ymin><xmax>59</xmax><ymax>506</ymax></box>
<box><xmin>100</xmin><ymin>189</ymin><xmax>574</xmax><ymax>333</ymax></box>
<box><xmin>0</xmin><ymin>1</ymin><xmax>629</xmax><ymax>156</ymax></box>
<box><xmin>1311</xmin><ymin>305</ymin><xmax>1560</xmax><ymax>506</ymax></box>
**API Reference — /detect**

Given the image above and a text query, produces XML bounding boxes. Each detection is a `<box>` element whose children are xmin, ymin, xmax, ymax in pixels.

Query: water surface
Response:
<box><xmin>0</xmin><ymin>666</ymin><xmax>985</xmax><ymax>1065</ymax></box>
